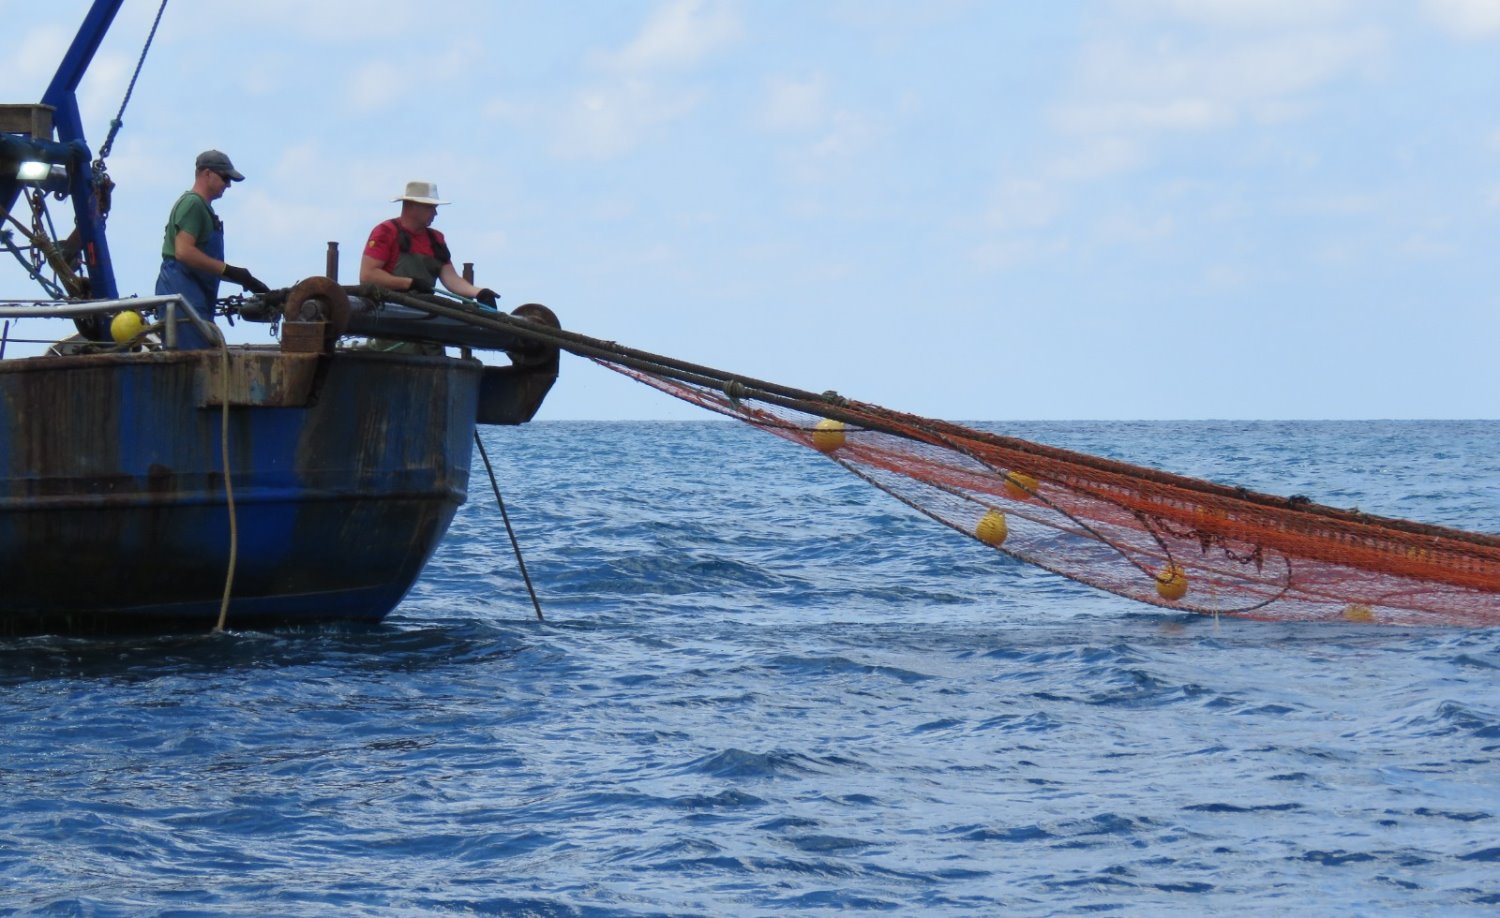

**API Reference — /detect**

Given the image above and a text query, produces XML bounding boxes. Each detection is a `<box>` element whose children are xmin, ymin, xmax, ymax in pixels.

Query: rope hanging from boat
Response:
<box><xmin>364</xmin><ymin>293</ymin><xmax>1500</xmax><ymax>628</ymax></box>
<box><xmin>473</xmin><ymin>431</ymin><xmax>545</xmax><ymax>622</ymax></box>
<box><xmin>212</xmin><ymin>328</ymin><xmax>238</xmax><ymax>632</ymax></box>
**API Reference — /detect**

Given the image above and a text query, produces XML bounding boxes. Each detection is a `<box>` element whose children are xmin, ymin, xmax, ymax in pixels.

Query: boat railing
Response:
<box><xmin>0</xmin><ymin>294</ymin><xmax>221</xmax><ymax>350</ymax></box>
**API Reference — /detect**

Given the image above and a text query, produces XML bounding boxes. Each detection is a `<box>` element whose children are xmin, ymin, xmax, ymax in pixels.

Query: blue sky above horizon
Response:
<box><xmin>10</xmin><ymin>0</ymin><xmax>1500</xmax><ymax>420</ymax></box>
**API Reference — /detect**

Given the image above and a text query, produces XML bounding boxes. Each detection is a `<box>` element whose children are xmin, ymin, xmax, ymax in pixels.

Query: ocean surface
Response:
<box><xmin>3</xmin><ymin>419</ymin><xmax>1499</xmax><ymax>916</ymax></box>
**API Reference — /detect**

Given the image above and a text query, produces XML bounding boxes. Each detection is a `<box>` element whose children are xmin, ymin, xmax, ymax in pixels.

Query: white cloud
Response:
<box><xmin>1279</xmin><ymin>192</ymin><xmax>1380</xmax><ymax>217</ymax></box>
<box><xmin>969</xmin><ymin>236</ymin><xmax>1070</xmax><ymax>272</ymax></box>
<box><xmin>482</xmin><ymin>96</ymin><xmax>532</xmax><ymax>123</ymax></box>
<box><xmin>232</xmin><ymin>50</ymin><xmax>296</xmax><ymax>98</ymax></box>
<box><xmin>1422</xmin><ymin>0</ymin><xmax>1500</xmax><ymax>38</ymax></box>
<box><xmin>597</xmin><ymin>0</ymin><xmax>744</xmax><ymax>73</ymax></box>
<box><xmin>1397</xmin><ymin>233</ymin><xmax>1458</xmax><ymax>257</ymax></box>
<box><xmin>268</xmin><ymin>141</ymin><xmax>332</xmax><ymax>188</ymax></box>
<box><xmin>337</xmin><ymin>33</ymin><xmax>485</xmax><ymax>113</ymax></box>
<box><xmin>74</xmin><ymin>52</ymin><xmax>135</xmax><ymax>131</ymax></box>
<box><xmin>973</xmin><ymin>7</ymin><xmax>1385</xmax><ymax>278</ymax></box>
<box><xmin>343</xmin><ymin>60</ymin><xmax>407</xmax><ymax>113</ymax></box>
<box><xmin>827</xmin><ymin>0</ymin><xmax>974</xmax><ymax>33</ymax></box>
<box><xmin>1068</xmin><ymin>29</ymin><xmax>1384</xmax><ymax>128</ymax></box>
<box><xmin>1119</xmin><ymin>0</ymin><xmax>1354</xmax><ymax>30</ymax></box>
<box><xmin>1054</xmin><ymin>98</ymin><xmax>1232</xmax><ymax>135</ymax></box>
<box><xmin>984</xmin><ymin>179</ymin><xmax>1060</xmax><ymax>231</ymax></box>
<box><xmin>196</xmin><ymin>0</ymin><xmax>433</xmax><ymax>42</ymax></box>
<box><xmin>758</xmin><ymin>69</ymin><xmax>901</xmax><ymax>186</ymax></box>
<box><xmin>15</xmin><ymin>25</ymin><xmax>71</xmax><ymax>97</ymax></box>
<box><xmin>1202</xmin><ymin>262</ymin><xmax>1250</xmax><ymax>287</ymax></box>
<box><xmin>807</xmin><ymin>110</ymin><xmax>876</xmax><ymax>159</ymax></box>
<box><xmin>237</xmin><ymin>189</ymin><xmax>347</xmax><ymax>254</ymax></box>
<box><xmin>1248</xmin><ymin>97</ymin><xmax>1316</xmax><ymax>125</ymax></box>
<box><xmin>776</xmin><ymin>109</ymin><xmax>882</xmax><ymax>183</ymax></box>
<box><xmin>429</xmin><ymin>37</ymin><xmax>487</xmax><ymax>83</ymax></box>
<box><xmin>555</xmin><ymin>80</ymin><xmax>706</xmax><ymax>160</ymax></box>
<box><xmin>760</xmin><ymin>74</ymin><xmax>829</xmax><ymax>132</ymax></box>
<box><xmin>1046</xmin><ymin>136</ymin><xmax>1146</xmax><ymax>182</ymax></box>
<box><xmin>1095</xmin><ymin>211</ymin><xmax>1176</xmax><ymax>245</ymax></box>
<box><xmin>543</xmin><ymin>1</ymin><xmax>741</xmax><ymax>160</ymax></box>
<box><xmin>1034</xmin><ymin>17</ymin><xmax>1385</xmax><ymax>201</ymax></box>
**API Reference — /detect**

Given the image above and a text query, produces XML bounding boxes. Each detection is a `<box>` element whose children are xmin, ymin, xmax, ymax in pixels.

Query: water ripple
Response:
<box><xmin>5</xmin><ymin>420</ymin><xmax>1500</xmax><ymax>914</ymax></box>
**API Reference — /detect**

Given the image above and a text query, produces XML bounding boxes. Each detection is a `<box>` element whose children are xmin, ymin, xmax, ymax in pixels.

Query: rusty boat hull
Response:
<box><xmin>0</xmin><ymin>346</ymin><xmax>549</xmax><ymax>633</ymax></box>
<box><xmin>2</xmin><ymin>0</ymin><xmax>562</xmax><ymax>634</ymax></box>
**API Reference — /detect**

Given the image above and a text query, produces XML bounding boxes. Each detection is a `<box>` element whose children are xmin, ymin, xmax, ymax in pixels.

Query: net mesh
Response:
<box><xmin>379</xmin><ymin>298</ymin><xmax>1500</xmax><ymax>628</ymax></box>
<box><xmin>598</xmin><ymin>359</ymin><xmax>1500</xmax><ymax>627</ymax></box>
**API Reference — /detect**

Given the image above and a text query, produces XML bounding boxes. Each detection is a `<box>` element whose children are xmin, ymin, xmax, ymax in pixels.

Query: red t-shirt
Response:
<box><xmin>363</xmin><ymin>220</ymin><xmax>449</xmax><ymax>273</ymax></box>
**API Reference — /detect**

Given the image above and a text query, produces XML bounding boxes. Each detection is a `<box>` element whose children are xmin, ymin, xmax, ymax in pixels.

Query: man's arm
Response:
<box><xmin>437</xmin><ymin>262</ymin><xmax>482</xmax><ymax>299</ymax></box>
<box><xmin>173</xmin><ymin>230</ymin><xmax>223</xmax><ymax>275</ymax></box>
<box><xmin>359</xmin><ymin>255</ymin><xmax>425</xmax><ymax>293</ymax></box>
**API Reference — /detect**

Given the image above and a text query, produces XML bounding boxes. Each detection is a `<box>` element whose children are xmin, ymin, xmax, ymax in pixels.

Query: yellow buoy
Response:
<box><xmin>110</xmin><ymin>310</ymin><xmax>145</xmax><ymax>344</ymax></box>
<box><xmin>811</xmin><ymin>418</ymin><xmax>846</xmax><ymax>454</ymax></box>
<box><xmin>975</xmin><ymin>509</ymin><xmax>1008</xmax><ymax>546</ymax></box>
<box><xmin>1003</xmin><ymin>471</ymin><xmax>1038</xmax><ymax>501</ymax></box>
<box><xmin>1155</xmin><ymin>563</ymin><xmax>1189</xmax><ymax>601</ymax></box>
<box><xmin>1342</xmin><ymin>603</ymin><xmax>1375</xmax><ymax>623</ymax></box>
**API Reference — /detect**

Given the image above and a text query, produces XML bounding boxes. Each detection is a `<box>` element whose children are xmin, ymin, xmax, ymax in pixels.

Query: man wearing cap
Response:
<box><xmin>154</xmin><ymin>149</ymin><xmax>270</xmax><ymax>349</ymax></box>
<box><xmin>359</xmin><ymin>180</ymin><xmax>498</xmax><ymax>307</ymax></box>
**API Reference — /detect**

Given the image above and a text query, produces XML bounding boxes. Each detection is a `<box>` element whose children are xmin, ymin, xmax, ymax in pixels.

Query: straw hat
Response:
<box><xmin>393</xmin><ymin>180</ymin><xmax>449</xmax><ymax>205</ymax></box>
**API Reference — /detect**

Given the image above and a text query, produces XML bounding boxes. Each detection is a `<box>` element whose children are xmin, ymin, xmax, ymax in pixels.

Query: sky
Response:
<box><xmin>8</xmin><ymin>0</ymin><xmax>1500</xmax><ymax>421</ymax></box>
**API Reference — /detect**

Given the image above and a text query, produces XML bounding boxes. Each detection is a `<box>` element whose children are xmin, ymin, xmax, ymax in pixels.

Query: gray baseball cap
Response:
<box><xmin>195</xmin><ymin>149</ymin><xmax>244</xmax><ymax>182</ymax></box>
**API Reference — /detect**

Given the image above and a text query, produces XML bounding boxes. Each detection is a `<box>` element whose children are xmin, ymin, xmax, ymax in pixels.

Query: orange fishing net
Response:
<box><xmin>598</xmin><ymin>360</ymin><xmax>1500</xmax><ymax>627</ymax></box>
<box><xmin>382</xmin><ymin>298</ymin><xmax>1500</xmax><ymax>627</ymax></box>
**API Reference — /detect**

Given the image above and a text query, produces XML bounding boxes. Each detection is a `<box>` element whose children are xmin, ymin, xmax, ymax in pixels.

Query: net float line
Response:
<box><xmin>600</xmin><ymin>363</ymin><xmax>1500</xmax><ymax>628</ymax></box>
<box><xmin>369</xmin><ymin>291</ymin><xmax>1500</xmax><ymax>627</ymax></box>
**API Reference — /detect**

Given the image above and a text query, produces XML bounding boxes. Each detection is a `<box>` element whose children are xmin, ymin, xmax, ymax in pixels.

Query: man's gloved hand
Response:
<box><xmin>407</xmin><ymin>277</ymin><xmax>435</xmax><ymax>295</ymax></box>
<box><xmin>475</xmin><ymin>288</ymin><xmax>499</xmax><ymax>308</ymax></box>
<box><xmin>222</xmin><ymin>263</ymin><xmax>270</xmax><ymax>294</ymax></box>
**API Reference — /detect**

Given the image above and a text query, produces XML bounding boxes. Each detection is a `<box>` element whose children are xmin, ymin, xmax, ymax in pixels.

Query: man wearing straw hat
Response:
<box><xmin>359</xmin><ymin>180</ymin><xmax>498</xmax><ymax>307</ymax></box>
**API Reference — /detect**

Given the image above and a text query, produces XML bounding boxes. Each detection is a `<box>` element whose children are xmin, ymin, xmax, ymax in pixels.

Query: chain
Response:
<box><xmin>96</xmin><ymin>0</ymin><xmax>169</xmax><ymax>162</ymax></box>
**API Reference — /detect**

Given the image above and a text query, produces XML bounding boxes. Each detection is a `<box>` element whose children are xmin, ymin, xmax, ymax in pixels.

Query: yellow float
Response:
<box><xmin>1003</xmin><ymin>471</ymin><xmax>1037</xmax><ymax>501</ymax></box>
<box><xmin>1155</xmin><ymin>563</ymin><xmax>1189</xmax><ymax>601</ymax></box>
<box><xmin>975</xmin><ymin>509</ymin><xmax>1008</xmax><ymax>546</ymax></box>
<box><xmin>109</xmin><ymin>310</ymin><xmax>145</xmax><ymax>344</ymax></box>
<box><xmin>811</xmin><ymin>418</ymin><xmax>846</xmax><ymax>454</ymax></box>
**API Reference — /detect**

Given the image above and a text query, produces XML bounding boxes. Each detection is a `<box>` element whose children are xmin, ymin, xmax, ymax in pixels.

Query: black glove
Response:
<box><xmin>475</xmin><ymin>288</ymin><xmax>499</xmax><ymax>308</ymax></box>
<box><xmin>407</xmin><ymin>277</ymin><xmax>435</xmax><ymax>295</ymax></box>
<box><xmin>222</xmin><ymin>263</ymin><xmax>270</xmax><ymax>294</ymax></box>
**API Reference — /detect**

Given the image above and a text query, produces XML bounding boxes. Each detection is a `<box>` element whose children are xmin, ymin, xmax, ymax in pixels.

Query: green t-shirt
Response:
<box><xmin>159</xmin><ymin>192</ymin><xmax>217</xmax><ymax>259</ymax></box>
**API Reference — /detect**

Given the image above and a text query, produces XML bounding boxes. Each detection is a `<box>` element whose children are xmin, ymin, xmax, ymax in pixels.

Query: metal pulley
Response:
<box><xmin>282</xmin><ymin>275</ymin><xmax>351</xmax><ymax>348</ymax></box>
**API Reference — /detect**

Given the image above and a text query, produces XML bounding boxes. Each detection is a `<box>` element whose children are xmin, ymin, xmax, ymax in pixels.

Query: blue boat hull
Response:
<box><xmin>0</xmin><ymin>348</ymin><xmax>506</xmax><ymax>633</ymax></box>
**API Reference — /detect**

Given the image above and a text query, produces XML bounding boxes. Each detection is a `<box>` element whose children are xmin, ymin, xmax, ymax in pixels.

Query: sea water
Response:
<box><xmin>2</xmin><ymin>420</ymin><xmax>1498</xmax><ymax>915</ymax></box>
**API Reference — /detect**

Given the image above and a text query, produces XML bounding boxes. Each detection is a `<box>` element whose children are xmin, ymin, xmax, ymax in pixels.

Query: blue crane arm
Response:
<box><xmin>1</xmin><ymin>0</ymin><xmax>125</xmax><ymax>298</ymax></box>
<box><xmin>42</xmin><ymin>0</ymin><xmax>125</xmax><ymax>118</ymax></box>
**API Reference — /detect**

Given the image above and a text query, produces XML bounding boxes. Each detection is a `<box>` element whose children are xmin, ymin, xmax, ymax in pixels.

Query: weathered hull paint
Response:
<box><xmin>0</xmin><ymin>348</ymin><xmax>487</xmax><ymax>633</ymax></box>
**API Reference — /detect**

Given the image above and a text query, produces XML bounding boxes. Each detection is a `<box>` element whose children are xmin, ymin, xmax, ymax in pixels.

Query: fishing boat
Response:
<box><xmin>13</xmin><ymin>4</ymin><xmax>1497</xmax><ymax>638</ymax></box>
<box><xmin>0</xmin><ymin>0</ymin><xmax>558</xmax><ymax>633</ymax></box>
